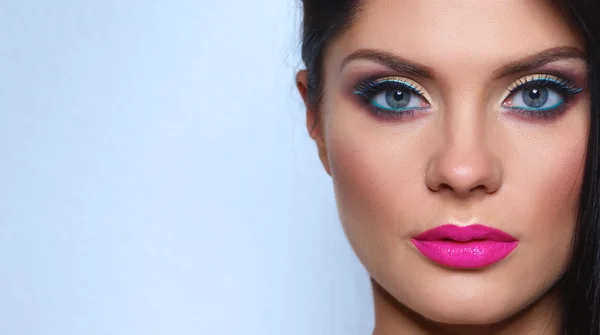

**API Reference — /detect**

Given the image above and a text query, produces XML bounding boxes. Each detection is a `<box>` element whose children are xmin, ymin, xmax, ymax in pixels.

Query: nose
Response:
<box><xmin>425</xmin><ymin>129</ymin><xmax>502</xmax><ymax>198</ymax></box>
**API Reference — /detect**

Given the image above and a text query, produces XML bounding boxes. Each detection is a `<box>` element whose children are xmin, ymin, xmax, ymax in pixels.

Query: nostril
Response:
<box><xmin>437</xmin><ymin>183</ymin><xmax>454</xmax><ymax>192</ymax></box>
<box><xmin>471</xmin><ymin>184</ymin><xmax>490</xmax><ymax>193</ymax></box>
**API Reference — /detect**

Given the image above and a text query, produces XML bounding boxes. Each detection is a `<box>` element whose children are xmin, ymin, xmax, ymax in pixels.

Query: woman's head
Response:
<box><xmin>297</xmin><ymin>0</ymin><xmax>600</xmax><ymax>333</ymax></box>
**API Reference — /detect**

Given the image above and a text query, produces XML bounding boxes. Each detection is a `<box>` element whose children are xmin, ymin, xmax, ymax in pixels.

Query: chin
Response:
<box><xmin>381</xmin><ymin>276</ymin><xmax>528</xmax><ymax>326</ymax></box>
<box><xmin>418</xmin><ymin>303</ymin><xmax>515</xmax><ymax>325</ymax></box>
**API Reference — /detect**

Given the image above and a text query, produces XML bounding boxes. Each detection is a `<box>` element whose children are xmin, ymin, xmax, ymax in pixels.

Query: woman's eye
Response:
<box><xmin>505</xmin><ymin>85</ymin><xmax>564</xmax><ymax>110</ymax></box>
<box><xmin>371</xmin><ymin>88</ymin><xmax>426</xmax><ymax>111</ymax></box>
<box><xmin>353</xmin><ymin>77</ymin><xmax>430</xmax><ymax>117</ymax></box>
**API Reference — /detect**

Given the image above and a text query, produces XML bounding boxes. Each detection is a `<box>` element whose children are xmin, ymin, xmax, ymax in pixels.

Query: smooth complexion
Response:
<box><xmin>297</xmin><ymin>0</ymin><xmax>590</xmax><ymax>334</ymax></box>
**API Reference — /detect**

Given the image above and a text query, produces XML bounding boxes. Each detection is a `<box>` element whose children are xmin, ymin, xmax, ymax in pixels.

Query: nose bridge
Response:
<box><xmin>426</xmin><ymin>96</ymin><xmax>502</xmax><ymax>197</ymax></box>
<box><xmin>445</xmin><ymin>99</ymin><xmax>486</xmax><ymax>155</ymax></box>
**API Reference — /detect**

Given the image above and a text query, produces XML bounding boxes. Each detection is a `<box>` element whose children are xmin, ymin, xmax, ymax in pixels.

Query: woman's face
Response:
<box><xmin>301</xmin><ymin>0</ymin><xmax>590</xmax><ymax>325</ymax></box>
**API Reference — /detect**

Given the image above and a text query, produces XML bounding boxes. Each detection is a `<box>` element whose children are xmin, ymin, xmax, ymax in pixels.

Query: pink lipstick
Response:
<box><xmin>411</xmin><ymin>224</ymin><xmax>518</xmax><ymax>269</ymax></box>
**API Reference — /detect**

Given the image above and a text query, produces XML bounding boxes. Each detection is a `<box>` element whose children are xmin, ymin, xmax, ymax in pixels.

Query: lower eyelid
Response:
<box><xmin>501</xmin><ymin>94</ymin><xmax>582</xmax><ymax>121</ymax></box>
<box><xmin>366</xmin><ymin>105</ymin><xmax>427</xmax><ymax>120</ymax></box>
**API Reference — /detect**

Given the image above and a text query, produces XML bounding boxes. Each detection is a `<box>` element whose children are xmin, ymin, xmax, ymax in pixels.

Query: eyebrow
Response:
<box><xmin>493</xmin><ymin>46</ymin><xmax>586</xmax><ymax>78</ymax></box>
<box><xmin>341</xmin><ymin>49</ymin><xmax>434</xmax><ymax>78</ymax></box>
<box><xmin>341</xmin><ymin>46</ymin><xmax>586</xmax><ymax>79</ymax></box>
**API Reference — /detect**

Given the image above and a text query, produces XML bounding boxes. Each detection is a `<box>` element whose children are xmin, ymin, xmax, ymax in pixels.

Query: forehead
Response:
<box><xmin>329</xmin><ymin>0</ymin><xmax>584</xmax><ymax>75</ymax></box>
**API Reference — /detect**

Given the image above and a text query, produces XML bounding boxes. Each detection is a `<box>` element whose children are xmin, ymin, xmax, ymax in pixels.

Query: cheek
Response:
<box><xmin>325</xmin><ymin>115</ymin><xmax>416</xmax><ymax>216</ymax></box>
<box><xmin>509</xmin><ymin>125</ymin><xmax>588</xmax><ymax>269</ymax></box>
<box><xmin>322</xmin><ymin>104</ymin><xmax>427</xmax><ymax>262</ymax></box>
<box><xmin>509</xmin><ymin>103</ymin><xmax>588</xmax><ymax>235</ymax></box>
<box><xmin>527</xmin><ymin>141</ymin><xmax>585</xmax><ymax>220</ymax></box>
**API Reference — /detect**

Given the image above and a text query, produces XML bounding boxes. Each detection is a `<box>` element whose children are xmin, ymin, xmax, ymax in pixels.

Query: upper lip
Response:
<box><xmin>413</xmin><ymin>224</ymin><xmax>517</xmax><ymax>242</ymax></box>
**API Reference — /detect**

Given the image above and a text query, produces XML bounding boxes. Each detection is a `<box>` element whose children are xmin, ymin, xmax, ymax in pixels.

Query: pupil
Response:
<box><xmin>393</xmin><ymin>90</ymin><xmax>404</xmax><ymax>101</ymax></box>
<box><xmin>529</xmin><ymin>89</ymin><xmax>541</xmax><ymax>100</ymax></box>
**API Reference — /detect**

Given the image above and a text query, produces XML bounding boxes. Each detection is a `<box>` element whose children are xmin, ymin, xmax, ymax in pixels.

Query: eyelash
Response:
<box><xmin>352</xmin><ymin>75</ymin><xmax>583</xmax><ymax>120</ymax></box>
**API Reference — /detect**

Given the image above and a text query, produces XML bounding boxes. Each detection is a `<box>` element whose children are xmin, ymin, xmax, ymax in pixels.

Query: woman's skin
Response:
<box><xmin>297</xmin><ymin>0</ymin><xmax>590</xmax><ymax>334</ymax></box>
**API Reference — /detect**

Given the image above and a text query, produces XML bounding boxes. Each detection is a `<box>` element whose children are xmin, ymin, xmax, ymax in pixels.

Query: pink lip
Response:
<box><xmin>411</xmin><ymin>224</ymin><xmax>519</xmax><ymax>269</ymax></box>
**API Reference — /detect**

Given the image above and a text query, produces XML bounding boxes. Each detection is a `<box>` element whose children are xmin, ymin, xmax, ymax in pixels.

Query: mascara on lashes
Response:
<box><xmin>506</xmin><ymin>74</ymin><xmax>582</xmax><ymax>97</ymax></box>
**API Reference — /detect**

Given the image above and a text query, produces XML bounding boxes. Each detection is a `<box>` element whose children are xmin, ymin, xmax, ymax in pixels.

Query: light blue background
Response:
<box><xmin>0</xmin><ymin>1</ymin><xmax>373</xmax><ymax>334</ymax></box>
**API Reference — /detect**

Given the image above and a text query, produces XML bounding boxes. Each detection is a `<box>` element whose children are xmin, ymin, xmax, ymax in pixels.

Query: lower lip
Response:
<box><xmin>411</xmin><ymin>240</ymin><xmax>518</xmax><ymax>269</ymax></box>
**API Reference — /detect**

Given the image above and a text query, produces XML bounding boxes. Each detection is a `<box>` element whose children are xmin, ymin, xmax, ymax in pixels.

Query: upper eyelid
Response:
<box><xmin>353</xmin><ymin>76</ymin><xmax>430</xmax><ymax>99</ymax></box>
<box><xmin>507</xmin><ymin>74</ymin><xmax>577</xmax><ymax>90</ymax></box>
